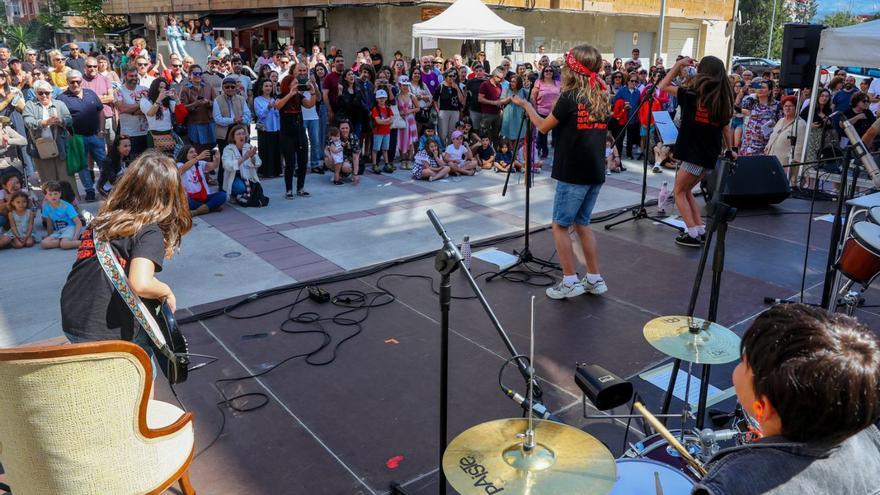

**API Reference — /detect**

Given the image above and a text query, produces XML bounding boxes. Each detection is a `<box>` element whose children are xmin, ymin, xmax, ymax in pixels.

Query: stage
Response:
<box><xmin>135</xmin><ymin>194</ymin><xmax>880</xmax><ymax>495</ymax></box>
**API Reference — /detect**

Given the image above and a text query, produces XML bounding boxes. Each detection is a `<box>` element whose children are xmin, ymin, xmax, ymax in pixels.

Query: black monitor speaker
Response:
<box><xmin>704</xmin><ymin>155</ymin><xmax>791</xmax><ymax>208</ymax></box>
<box><xmin>779</xmin><ymin>23</ymin><xmax>825</xmax><ymax>89</ymax></box>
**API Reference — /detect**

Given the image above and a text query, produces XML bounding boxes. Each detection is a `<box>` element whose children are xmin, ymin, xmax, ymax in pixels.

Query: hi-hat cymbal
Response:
<box><xmin>442</xmin><ymin>418</ymin><xmax>617</xmax><ymax>495</ymax></box>
<box><xmin>643</xmin><ymin>315</ymin><xmax>741</xmax><ymax>364</ymax></box>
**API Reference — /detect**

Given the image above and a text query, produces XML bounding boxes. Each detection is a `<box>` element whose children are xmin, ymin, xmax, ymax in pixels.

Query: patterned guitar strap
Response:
<box><xmin>94</xmin><ymin>236</ymin><xmax>176</xmax><ymax>364</ymax></box>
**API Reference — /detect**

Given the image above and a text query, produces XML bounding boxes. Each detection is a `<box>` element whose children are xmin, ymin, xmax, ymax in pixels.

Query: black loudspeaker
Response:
<box><xmin>779</xmin><ymin>23</ymin><xmax>825</xmax><ymax>89</ymax></box>
<box><xmin>705</xmin><ymin>155</ymin><xmax>791</xmax><ymax>208</ymax></box>
<box><xmin>574</xmin><ymin>364</ymin><xmax>633</xmax><ymax>411</ymax></box>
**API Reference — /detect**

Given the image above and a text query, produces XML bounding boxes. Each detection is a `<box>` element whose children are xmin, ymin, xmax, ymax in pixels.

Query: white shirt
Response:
<box><xmin>139</xmin><ymin>97</ymin><xmax>174</xmax><ymax>132</ymax></box>
<box><xmin>139</xmin><ymin>74</ymin><xmax>156</xmax><ymax>88</ymax></box>
<box><xmin>868</xmin><ymin>78</ymin><xmax>880</xmax><ymax>114</ymax></box>
<box><xmin>178</xmin><ymin>160</ymin><xmax>210</xmax><ymax>196</ymax></box>
<box><xmin>301</xmin><ymin>90</ymin><xmax>318</xmax><ymax>121</ymax></box>
<box><xmin>117</xmin><ymin>84</ymin><xmax>149</xmax><ymax>137</ymax></box>
<box><xmin>444</xmin><ymin>144</ymin><xmax>467</xmax><ymax>162</ymax></box>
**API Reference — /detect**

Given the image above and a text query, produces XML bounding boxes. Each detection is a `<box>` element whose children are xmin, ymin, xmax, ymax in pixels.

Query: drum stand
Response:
<box><xmin>661</xmin><ymin>159</ymin><xmax>737</xmax><ymax>431</ymax></box>
<box><xmin>425</xmin><ymin>209</ymin><xmax>546</xmax><ymax>495</ymax></box>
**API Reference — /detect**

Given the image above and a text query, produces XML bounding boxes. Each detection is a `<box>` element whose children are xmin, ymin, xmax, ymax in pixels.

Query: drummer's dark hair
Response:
<box><xmin>741</xmin><ymin>303</ymin><xmax>880</xmax><ymax>445</ymax></box>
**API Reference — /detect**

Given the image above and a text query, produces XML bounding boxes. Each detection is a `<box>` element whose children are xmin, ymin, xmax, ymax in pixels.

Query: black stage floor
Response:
<box><xmin>155</xmin><ymin>197</ymin><xmax>880</xmax><ymax>495</ymax></box>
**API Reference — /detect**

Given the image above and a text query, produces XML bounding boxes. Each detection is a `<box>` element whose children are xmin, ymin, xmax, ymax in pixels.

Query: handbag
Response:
<box><xmin>415</xmin><ymin>107</ymin><xmax>431</xmax><ymax>125</ymax></box>
<box><xmin>150</xmin><ymin>130</ymin><xmax>176</xmax><ymax>153</ymax></box>
<box><xmin>65</xmin><ymin>133</ymin><xmax>86</xmax><ymax>175</ymax></box>
<box><xmin>390</xmin><ymin>104</ymin><xmax>406</xmax><ymax>129</ymax></box>
<box><xmin>174</xmin><ymin>102</ymin><xmax>189</xmax><ymax>125</ymax></box>
<box><xmin>26</xmin><ymin>117</ymin><xmax>60</xmax><ymax>160</ymax></box>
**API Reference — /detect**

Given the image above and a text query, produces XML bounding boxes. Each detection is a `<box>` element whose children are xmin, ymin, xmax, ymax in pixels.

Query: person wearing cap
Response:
<box><xmin>59</xmin><ymin>69</ymin><xmax>104</xmax><ymax>201</ymax></box>
<box><xmin>396</xmin><ymin>75</ymin><xmax>419</xmax><ymax>169</ymax></box>
<box><xmin>370</xmin><ymin>88</ymin><xmax>394</xmax><ymax>173</ymax></box>
<box><xmin>212</xmin><ymin>75</ymin><xmax>251</xmax><ymax>192</ymax></box>
<box><xmin>276</xmin><ymin>62</ymin><xmax>318</xmax><ymax>198</ymax></box>
<box><xmin>442</xmin><ymin>130</ymin><xmax>476</xmax><ymax>175</ymax></box>
<box><xmin>22</xmin><ymin>49</ymin><xmax>41</xmax><ymax>73</ymax></box>
<box><xmin>202</xmin><ymin>57</ymin><xmax>224</xmax><ymax>94</ymax></box>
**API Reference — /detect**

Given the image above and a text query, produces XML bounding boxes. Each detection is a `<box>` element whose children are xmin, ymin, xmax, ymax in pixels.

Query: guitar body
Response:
<box><xmin>143</xmin><ymin>299</ymin><xmax>190</xmax><ymax>384</ymax></box>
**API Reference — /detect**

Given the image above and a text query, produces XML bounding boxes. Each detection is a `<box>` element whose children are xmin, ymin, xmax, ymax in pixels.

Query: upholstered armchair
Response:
<box><xmin>0</xmin><ymin>341</ymin><xmax>195</xmax><ymax>494</ymax></box>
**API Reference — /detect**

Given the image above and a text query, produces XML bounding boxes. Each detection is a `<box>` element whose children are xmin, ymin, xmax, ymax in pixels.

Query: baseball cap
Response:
<box><xmin>451</xmin><ymin>130</ymin><xmax>464</xmax><ymax>139</ymax></box>
<box><xmin>207</xmin><ymin>56</ymin><xmax>220</xmax><ymax>63</ymax></box>
<box><xmin>398</xmin><ymin>75</ymin><xmax>411</xmax><ymax>86</ymax></box>
<box><xmin>375</xmin><ymin>89</ymin><xmax>388</xmax><ymax>98</ymax></box>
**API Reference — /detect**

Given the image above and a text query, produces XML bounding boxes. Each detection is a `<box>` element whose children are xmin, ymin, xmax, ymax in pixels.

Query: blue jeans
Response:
<box><xmin>188</xmin><ymin>191</ymin><xmax>227</xmax><ymax>211</ymax></box>
<box><xmin>552</xmin><ymin>181</ymin><xmax>603</xmax><ymax>227</ymax></box>
<box><xmin>231</xmin><ymin>176</ymin><xmax>246</xmax><ymax>197</ymax></box>
<box><xmin>304</xmin><ymin>118</ymin><xmax>322</xmax><ymax>168</ymax></box>
<box><xmin>64</xmin><ymin>330</ymin><xmax>158</xmax><ymax>380</ymax></box>
<box><xmin>204</xmin><ymin>35</ymin><xmax>216</xmax><ymax>52</ymax></box>
<box><xmin>187</xmin><ymin>122</ymin><xmax>214</xmax><ymax>145</ymax></box>
<box><xmin>80</xmin><ymin>133</ymin><xmax>107</xmax><ymax>195</ymax></box>
<box><xmin>169</xmin><ymin>37</ymin><xmax>189</xmax><ymax>57</ymax></box>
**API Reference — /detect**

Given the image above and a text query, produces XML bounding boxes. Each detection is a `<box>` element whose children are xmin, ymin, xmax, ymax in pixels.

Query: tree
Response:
<box><xmin>819</xmin><ymin>10</ymin><xmax>860</xmax><ymax>28</ymax></box>
<box><xmin>735</xmin><ymin>0</ymin><xmax>791</xmax><ymax>58</ymax></box>
<box><xmin>789</xmin><ymin>0</ymin><xmax>817</xmax><ymax>24</ymax></box>
<box><xmin>2</xmin><ymin>25</ymin><xmax>36</xmax><ymax>57</ymax></box>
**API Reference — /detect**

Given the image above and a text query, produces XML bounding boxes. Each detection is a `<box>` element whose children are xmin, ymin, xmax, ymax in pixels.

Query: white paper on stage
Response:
<box><xmin>653</xmin><ymin>111</ymin><xmax>678</xmax><ymax>144</ymax></box>
<box><xmin>473</xmin><ymin>248</ymin><xmax>519</xmax><ymax>270</ymax></box>
<box><xmin>422</xmin><ymin>37</ymin><xmax>438</xmax><ymax>50</ymax></box>
<box><xmin>640</xmin><ymin>362</ymin><xmax>735</xmax><ymax>408</ymax></box>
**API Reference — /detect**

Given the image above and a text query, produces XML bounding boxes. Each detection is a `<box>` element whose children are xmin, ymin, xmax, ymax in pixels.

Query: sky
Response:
<box><xmin>816</xmin><ymin>0</ymin><xmax>879</xmax><ymax>17</ymax></box>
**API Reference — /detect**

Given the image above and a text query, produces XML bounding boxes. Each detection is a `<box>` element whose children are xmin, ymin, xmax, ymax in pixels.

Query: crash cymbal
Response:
<box><xmin>442</xmin><ymin>418</ymin><xmax>617</xmax><ymax>495</ymax></box>
<box><xmin>643</xmin><ymin>315</ymin><xmax>741</xmax><ymax>364</ymax></box>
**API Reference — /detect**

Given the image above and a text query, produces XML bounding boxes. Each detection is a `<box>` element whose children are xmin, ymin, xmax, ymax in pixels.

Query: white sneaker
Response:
<box><xmin>581</xmin><ymin>277</ymin><xmax>608</xmax><ymax>295</ymax></box>
<box><xmin>546</xmin><ymin>281</ymin><xmax>585</xmax><ymax>300</ymax></box>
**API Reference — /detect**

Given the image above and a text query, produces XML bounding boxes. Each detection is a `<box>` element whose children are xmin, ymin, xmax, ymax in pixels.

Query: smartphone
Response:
<box><xmin>297</xmin><ymin>84</ymin><xmax>310</xmax><ymax>91</ymax></box>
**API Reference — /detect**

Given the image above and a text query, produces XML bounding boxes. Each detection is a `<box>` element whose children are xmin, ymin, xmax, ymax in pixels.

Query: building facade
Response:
<box><xmin>101</xmin><ymin>0</ymin><xmax>736</xmax><ymax>67</ymax></box>
<box><xmin>5</xmin><ymin>0</ymin><xmax>42</xmax><ymax>25</ymax></box>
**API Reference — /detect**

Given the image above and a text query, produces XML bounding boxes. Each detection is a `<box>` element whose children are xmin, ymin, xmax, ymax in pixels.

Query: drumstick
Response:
<box><xmin>654</xmin><ymin>471</ymin><xmax>664</xmax><ymax>495</ymax></box>
<box><xmin>634</xmin><ymin>401</ymin><xmax>709</xmax><ymax>477</ymax></box>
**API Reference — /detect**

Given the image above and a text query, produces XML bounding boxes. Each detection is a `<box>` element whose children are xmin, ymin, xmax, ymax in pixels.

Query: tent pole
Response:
<box><xmin>800</xmin><ymin>62</ymin><xmax>822</xmax><ymax>164</ymax></box>
<box><xmin>412</xmin><ymin>36</ymin><xmax>416</xmax><ymax>60</ymax></box>
<box><xmin>657</xmin><ymin>0</ymin><xmax>667</xmax><ymax>63</ymax></box>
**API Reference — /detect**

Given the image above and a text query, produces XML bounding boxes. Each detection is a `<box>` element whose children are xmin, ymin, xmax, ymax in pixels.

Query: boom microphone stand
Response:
<box><xmin>488</xmin><ymin>89</ymin><xmax>560</xmax><ymax>282</ymax></box>
<box><xmin>604</xmin><ymin>86</ymin><xmax>682</xmax><ymax>232</ymax></box>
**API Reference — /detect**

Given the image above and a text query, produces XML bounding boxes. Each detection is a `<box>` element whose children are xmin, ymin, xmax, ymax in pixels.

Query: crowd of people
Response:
<box><xmin>0</xmin><ymin>29</ymin><xmax>879</xmax><ymax>252</ymax></box>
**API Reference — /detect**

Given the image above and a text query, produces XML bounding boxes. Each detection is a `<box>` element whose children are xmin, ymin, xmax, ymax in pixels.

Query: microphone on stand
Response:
<box><xmin>840</xmin><ymin>119</ymin><xmax>880</xmax><ymax>189</ymax></box>
<box><xmin>503</xmin><ymin>388</ymin><xmax>564</xmax><ymax>423</ymax></box>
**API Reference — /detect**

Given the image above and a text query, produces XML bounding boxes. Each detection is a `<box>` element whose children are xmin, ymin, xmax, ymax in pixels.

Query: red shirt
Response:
<box><xmin>279</xmin><ymin>74</ymin><xmax>305</xmax><ymax>115</ymax></box>
<box><xmin>371</xmin><ymin>105</ymin><xmax>392</xmax><ymax>135</ymax></box>
<box><xmin>323</xmin><ymin>71</ymin><xmax>341</xmax><ymax>111</ymax></box>
<box><xmin>479</xmin><ymin>80</ymin><xmax>502</xmax><ymax>115</ymax></box>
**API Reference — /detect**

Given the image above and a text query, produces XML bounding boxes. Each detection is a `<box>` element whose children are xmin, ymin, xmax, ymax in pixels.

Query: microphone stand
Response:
<box><xmin>426</xmin><ymin>209</ymin><xmax>545</xmax><ymax>495</ymax></box>
<box><xmin>488</xmin><ymin>86</ymin><xmax>560</xmax><ymax>282</ymax></box>
<box><xmin>604</xmin><ymin>84</ymin><xmax>682</xmax><ymax>232</ymax></box>
<box><xmin>820</xmin><ymin>145</ymin><xmax>856</xmax><ymax>310</ymax></box>
<box><xmin>660</xmin><ymin>158</ymin><xmax>737</xmax><ymax>431</ymax></box>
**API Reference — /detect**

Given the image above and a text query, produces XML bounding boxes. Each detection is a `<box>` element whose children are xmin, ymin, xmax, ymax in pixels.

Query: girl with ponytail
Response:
<box><xmin>658</xmin><ymin>56</ymin><xmax>736</xmax><ymax>247</ymax></box>
<box><xmin>511</xmin><ymin>43</ymin><xmax>610</xmax><ymax>300</ymax></box>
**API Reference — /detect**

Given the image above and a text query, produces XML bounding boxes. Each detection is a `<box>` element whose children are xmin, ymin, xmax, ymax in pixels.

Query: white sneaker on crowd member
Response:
<box><xmin>581</xmin><ymin>275</ymin><xmax>608</xmax><ymax>295</ymax></box>
<box><xmin>546</xmin><ymin>274</ymin><xmax>585</xmax><ymax>300</ymax></box>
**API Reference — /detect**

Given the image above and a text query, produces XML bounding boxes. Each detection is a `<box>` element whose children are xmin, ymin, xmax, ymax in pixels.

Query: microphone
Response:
<box><xmin>503</xmin><ymin>388</ymin><xmax>563</xmax><ymax>423</ymax></box>
<box><xmin>840</xmin><ymin>119</ymin><xmax>880</xmax><ymax>189</ymax></box>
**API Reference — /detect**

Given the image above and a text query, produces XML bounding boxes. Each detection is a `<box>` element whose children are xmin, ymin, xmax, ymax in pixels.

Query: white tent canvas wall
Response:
<box><xmin>801</xmin><ymin>19</ymin><xmax>880</xmax><ymax>162</ymax></box>
<box><xmin>410</xmin><ymin>0</ymin><xmax>525</xmax><ymax>57</ymax></box>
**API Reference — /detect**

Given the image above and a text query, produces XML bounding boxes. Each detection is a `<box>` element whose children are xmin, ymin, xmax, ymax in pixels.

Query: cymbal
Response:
<box><xmin>442</xmin><ymin>418</ymin><xmax>617</xmax><ymax>495</ymax></box>
<box><xmin>643</xmin><ymin>315</ymin><xmax>741</xmax><ymax>364</ymax></box>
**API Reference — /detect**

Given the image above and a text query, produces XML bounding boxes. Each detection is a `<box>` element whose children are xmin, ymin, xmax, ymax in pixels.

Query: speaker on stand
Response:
<box><xmin>779</xmin><ymin>23</ymin><xmax>825</xmax><ymax>90</ymax></box>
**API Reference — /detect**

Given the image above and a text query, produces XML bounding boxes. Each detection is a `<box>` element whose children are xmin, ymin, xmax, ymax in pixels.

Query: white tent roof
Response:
<box><xmin>816</xmin><ymin>19</ymin><xmax>880</xmax><ymax>67</ymax></box>
<box><xmin>412</xmin><ymin>0</ymin><xmax>525</xmax><ymax>40</ymax></box>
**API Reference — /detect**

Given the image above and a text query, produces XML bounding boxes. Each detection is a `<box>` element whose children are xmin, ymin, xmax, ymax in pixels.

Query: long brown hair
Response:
<box><xmin>90</xmin><ymin>151</ymin><xmax>192</xmax><ymax>258</ymax></box>
<box><xmin>687</xmin><ymin>56</ymin><xmax>734</xmax><ymax>124</ymax></box>
<box><xmin>560</xmin><ymin>44</ymin><xmax>609</xmax><ymax>122</ymax></box>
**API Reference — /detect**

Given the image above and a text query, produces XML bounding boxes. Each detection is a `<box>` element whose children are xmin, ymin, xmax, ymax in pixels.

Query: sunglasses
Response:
<box><xmin>36</xmin><ymin>91</ymin><xmax>51</xmax><ymax>96</ymax></box>
<box><xmin>54</xmin><ymin>58</ymin><xmax>64</xmax><ymax>62</ymax></box>
<box><xmin>223</xmin><ymin>85</ymin><xmax>237</xmax><ymax>88</ymax></box>
<box><xmin>138</xmin><ymin>63</ymin><xmax>149</xmax><ymax>67</ymax></box>
<box><xmin>172</xmin><ymin>64</ymin><xmax>182</xmax><ymax>68</ymax></box>
<box><xmin>68</xmin><ymin>80</ymin><xmax>82</xmax><ymax>85</ymax></box>
<box><xmin>86</xmin><ymin>65</ymin><xmax>98</xmax><ymax>68</ymax></box>
<box><xmin>191</xmin><ymin>71</ymin><xmax>202</xmax><ymax>76</ymax></box>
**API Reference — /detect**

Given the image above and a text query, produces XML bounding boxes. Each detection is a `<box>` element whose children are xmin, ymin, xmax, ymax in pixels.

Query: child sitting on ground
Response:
<box><xmin>605</xmin><ymin>133</ymin><xmax>622</xmax><ymax>174</ymax></box>
<box><xmin>418</xmin><ymin>124</ymin><xmax>444</xmax><ymax>151</ymax></box>
<box><xmin>40</xmin><ymin>180</ymin><xmax>82</xmax><ymax>250</ymax></box>
<box><xmin>443</xmin><ymin>130</ymin><xmax>477</xmax><ymax>176</ymax></box>
<box><xmin>494</xmin><ymin>141</ymin><xmax>520</xmax><ymax>174</ymax></box>
<box><xmin>475</xmin><ymin>133</ymin><xmax>496</xmax><ymax>170</ymax></box>
<box><xmin>0</xmin><ymin>191</ymin><xmax>38</xmax><ymax>249</ymax></box>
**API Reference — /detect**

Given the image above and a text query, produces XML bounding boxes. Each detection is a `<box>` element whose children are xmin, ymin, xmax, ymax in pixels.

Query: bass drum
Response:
<box><xmin>836</xmin><ymin>221</ymin><xmax>880</xmax><ymax>287</ymax></box>
<box><xmin>610</xmin><ymin>458</ymin><xmax>694</xmax><ymax>495</ymax></box>
<box><xmin>622</xmin><ymin>430</ymin><xmax>703</xmax><ymax>482</ymax></box>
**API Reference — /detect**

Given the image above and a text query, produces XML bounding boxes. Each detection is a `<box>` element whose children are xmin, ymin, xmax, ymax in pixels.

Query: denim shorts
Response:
<box><xmin>552</xmin><ymin>181</ymin><xmax>603</xmax><ymax>227</ymax></box>
<box><xmin>373</xmin><ymin>133</ymin><xmax>390</xmax><ymax>151</ymax></box>
<box><xmin>49</xmin><ymin>225</ymin><xmax>77</xmax><ymax>240</ymax></box>
<box><xmin>731</xmin><ymin>116</ymin><xmax>744</xmax><ymax>130</ymax></box>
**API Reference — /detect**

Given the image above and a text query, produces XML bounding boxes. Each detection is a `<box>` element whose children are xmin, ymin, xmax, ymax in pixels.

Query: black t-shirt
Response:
<box><xmin>61</xmin><ymin>224</ymin><xmax>165</xmax><ymax>342</ymax></box>
<box><xmin>477</xmin><ymin>144</ymin><xmax>495</xmax><ymax>161</ymax></box>
<box><xmin>551</xmin><ymin>91</ymin><xmax>607</xmax><ymax>185</ymax></box>
<box><xmin>674</xmin><ymin>88</ymin><xmax>724</xmax><ymax>170</ymax></box>
<box><xmin>843</xmin><ymin>108</ymin><xmax>876</xmax><ymax>137</ymax></box>
<box><xmin>466</xmin><ymin>77</ymin><xmax>486</xmax><ymax>112</ymax></box>
<box><xmin>434</xmin><ymin>85</ymin><xmax>461</xmax><ymax>111</ymax></box>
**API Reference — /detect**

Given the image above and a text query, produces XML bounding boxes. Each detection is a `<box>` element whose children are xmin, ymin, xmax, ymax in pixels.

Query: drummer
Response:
<box><xmin>692</xmin><ymin>303</ymin><xmax>880</xmax><ymax>495</ymax></box>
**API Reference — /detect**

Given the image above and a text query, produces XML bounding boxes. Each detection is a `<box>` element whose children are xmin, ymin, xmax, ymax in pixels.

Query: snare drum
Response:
<box><xmin>623</xmin><ymin>430</ymin><xmax>703</xmax><ymax>481</ymax></box>
<box><xmin>610</xmin><ymin>458</ymin><xmax>695</xmax><ymax>495</ymax></box>
<box><xmin>836</xmin><ymin>221</ymin><xmax>880</xmax><ymax>287</ymax></box>
<box><xmin>869</xmin><ymin>207</ymin><xmax>880</xmax><ymax>225</ymax></box>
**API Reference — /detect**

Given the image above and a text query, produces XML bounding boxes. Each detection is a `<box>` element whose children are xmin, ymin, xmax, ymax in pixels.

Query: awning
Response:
<box><xmin>105</xmin><ymin>24</ymin><xmax>144</xmax><ymax>39</ymax></box>
<box><xmin>209</xmin><ymin>13</ymin><xmax>277</xmax><ymax>31</ymax></box>
<box><xmin>412</xmin><ymin>0</ymin><xmax>524</xmax><ymax>41</ymax></box>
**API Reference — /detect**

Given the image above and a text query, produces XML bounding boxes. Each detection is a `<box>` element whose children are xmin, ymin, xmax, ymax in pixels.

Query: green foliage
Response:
<box><xmin>819</xmin><ymin>10</ymin><xmax>859</xmax><ymax>28</ymax></box>
<box><xmin>789</xmin><ymin>0</ymin><xmax>817</xmax><ymax>24</ymax></box>
<box><xmin>3</xmin><ymin>25</ymin><xmax>37</xmax><ymax>57</ymax></box>
<box><xmin>735</xmin><ymin>0</ymin><xmax>791</xmax><ymax>58</ymax></box>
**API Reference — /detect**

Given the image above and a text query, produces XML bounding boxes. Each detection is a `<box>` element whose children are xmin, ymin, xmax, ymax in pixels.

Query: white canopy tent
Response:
<box><xmin>410</xmin><ymin>0</ymin><xmax>525</xmax><ymax>61</ymax></box>
<box><xmin>801</xmin><ymin>19</ymin><xmax>880</xmax><ymax>162</ymax></box>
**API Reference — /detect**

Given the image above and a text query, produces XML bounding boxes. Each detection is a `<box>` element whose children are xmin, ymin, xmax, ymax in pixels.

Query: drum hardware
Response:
<box><xmin>634</xmin><ymin>402</ymin><xmax>708</xmax><ymax>477</ymax></box>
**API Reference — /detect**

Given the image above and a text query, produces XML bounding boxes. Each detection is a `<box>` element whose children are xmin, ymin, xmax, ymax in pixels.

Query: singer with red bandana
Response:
<box><xmin>511</xmin><ymin>44</ymin><xmax>610</xmax><ymax>300</ymax></box>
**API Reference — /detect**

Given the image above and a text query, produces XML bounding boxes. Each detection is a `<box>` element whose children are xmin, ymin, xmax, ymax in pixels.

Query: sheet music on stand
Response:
<box><xmin>653</xmin><ymin>111</ymin><xmax>678</xmax><ymax>144</ymax></box>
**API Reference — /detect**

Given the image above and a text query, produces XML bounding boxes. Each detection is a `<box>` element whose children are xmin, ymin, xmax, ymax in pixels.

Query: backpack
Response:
<box><xmin>237</xmin><ymin>181</ymin><xmax>269</xmax><ymax>207</ymax></box>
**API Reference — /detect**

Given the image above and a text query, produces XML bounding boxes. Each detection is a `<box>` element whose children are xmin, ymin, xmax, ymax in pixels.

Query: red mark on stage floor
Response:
<box><xmin>385</xmin><ymin>338</ymin><xmax>400</xmax><ymax>344</ymax></box>
<box><xmin>386</xmin><ymin>455</ymin><xmax>404</xmax><ymax>469</ymax></box>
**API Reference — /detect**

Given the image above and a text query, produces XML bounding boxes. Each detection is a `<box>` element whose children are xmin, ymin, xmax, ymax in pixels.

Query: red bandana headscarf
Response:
<box><xmin>565</xmin><ymin>51</ymin><xmax>607</xmax><ymax>91</ymax></box>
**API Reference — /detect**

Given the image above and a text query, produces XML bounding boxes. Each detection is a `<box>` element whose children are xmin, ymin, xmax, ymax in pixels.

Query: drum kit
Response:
<box><xmin>441</xmin><ymin>312</ymin><xmax>752</xmax><ymax>495</ymax></box>
<box><xmin>833</xmin><ymin>206</ymin><xmax>880</xmax><ymax>315</ymax></box>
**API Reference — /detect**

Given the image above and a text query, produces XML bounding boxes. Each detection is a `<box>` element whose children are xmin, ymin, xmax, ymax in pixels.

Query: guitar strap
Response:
<box><xmin>94</xmin><ymin>236</ymin><xmax>176</xmax><ymax>364</ymax></box>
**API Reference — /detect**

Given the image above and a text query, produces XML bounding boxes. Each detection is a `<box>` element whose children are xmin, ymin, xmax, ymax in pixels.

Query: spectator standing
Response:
<box><xmin>409</xmin><ymin>67</ymin><xmax>432</xmax><ymax>135</ymax></box>
<box><xmin>166</xmin><ymin>56</ymin><xmax>189</xmax><ymax>96</ymax></box>
<box><xmin>868</xmin><ymin>76</ymin><xmax>880</xmax><ymax>115</ymax></box>
<box><xmin>832</xmin><ymin>76</ymin><xmax>858</xmax><ymax>112</ymax></box>
<box><xmin>765</xmin><ymin>96</ymin><xmax>806</xmax><ymax>186</ymax></box>
<box><xmin>140</xmin><ymin>78</ymin><xmax>177</xmax><ymax>155</ymax></box>
<box><xmin>135</xmin><ymin>56</ymin><xmax>156</xmax><ymax>88</ymax></box>
<box><xmin>230</xmin><ymin>57</ymin><xmax>252</xmax><ymax>100</ymax></box>
<box><xmin>58</xmin><ymin>70</ymin><xmax>102</xmax><ymax>201</ymax></box>
<box><xmin>740</xmin><ymin>78</ymin><xmax>779</xmax><ymax>156</ymax></box>
<box><xmin>420</xmin><ymin>57</ymin><xmax>441</xmax><ymax>96</ymax></box>
<box><xmin>213</xmin><ymin>76</ymin><xmax>251</xmax><ymax>190</ymax></box>
<box><xmin>115</xmin><ymin>67</ymin><xmax>150</xmax><ymax>157</ymax></box>
<box><xmin>22</xmin><ymin>49</ymin><xmax>41</xmax><ymax>73</ymax></box>
<box><xmin>48</xmin><ymin>50</ymin><xmax>70</xmax><ymax>91</ymax></box>
<box><xmin>613</xmin><ymin>74</ymin><xmax>641</xmax><ymax>159</ymax></box>
<box><xmin>96</xmin><ymin>55</ymin><xmax>119</xmax><ymax>85</ymax></box>
<box><xmin>501</xmin><ymin>75</ymin><xmax>527</xmax><ymax>145</ymax></box>
<box><xmin>179</xmin><ymin>64</ymin><xmax>216</xmax><ymax>154</ymax></box>
<box><xmin>323</xmin><ymin>55</ymin><xmax>345</xmax><ymax>123</ymax></box>
<box><xmin>478</xmin><ymin>68</ymin><xmax>509</xmax><ymax>147</ymax></box>
<box><xmin>465</xmin><ymin>64</ymin><xmax>487</xmax><ymax>132</ymax></box>
<box><xmin>396</xmin><ymin>76</ymin><xmax>418</xmax><ymax>169</ymax></box>
<box><xmin>253</xmin><ymin>79</ymin><xmax>281</xmax><ymax>177</ymax></box>
<box><xmin>23</xmin><ymin>81</ymin><xmax>75</xmax><ymax>194</ymax></box>
<box><xmin>277</xmin><ymin>64</ymin><xmax>317</xmax><ymax>198</ymax></box>
<box><xmin>202</xmin><ymin>57</ymin><xmax>224</xmax><ymax>94</ymax></box>
<box><xmin>434</xmin><ymin>69</ymin><xmax>465</xmax><ymax>145</ymax></box>
<box><xmin>842</xmin><ymin>92</ymin><xmax>876</xmax><ymax>142</ymax></box>
<box><xmin>301</xmin><ymin>69</ymin><xmax>323</xmax><ymax>174</ymax></box>
<box><xmin>800</xmin><ymin>88</ymin><xmax>836</xmax><ymax>164</ymax></box>
<box><xmin>81</xmin><ymin>57</ymin><xmax>115</xmax><ymax>147</ymax></box>
<box><xmin>532</xmin><ymin>66</ymin><xmax>561</xmax><ymax>158</ymax></box>
<box><xmin>65</xmin><ymin>43</ymin><xmax>86</xmax><ymax>74</ymax></box>
<box><xmin>336</xmin><ymin>70</ymin><xmax>365</xmax><ymax>137</ymax></box>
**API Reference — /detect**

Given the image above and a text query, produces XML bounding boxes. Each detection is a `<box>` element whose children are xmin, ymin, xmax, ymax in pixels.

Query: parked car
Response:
<box><xmin>733</xmin><ymin>56</ymin><xmax>780</xmax><ymax>75</ymax></box>
<box><xmin>60</xmin><ymin>41</ymin><xmax>100</xmax><ymax>57</ymax></box>
<box><xmin>827</xmin><ymin>66</ymin><xmax>880</xmax><ymax>85</ymax></box>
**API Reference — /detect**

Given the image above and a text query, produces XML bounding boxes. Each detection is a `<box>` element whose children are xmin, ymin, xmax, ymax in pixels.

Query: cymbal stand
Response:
<box><xmin>660</xmin><ymin>159</ymin><xmax>737</xmax><ymax>431</ymax></box>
